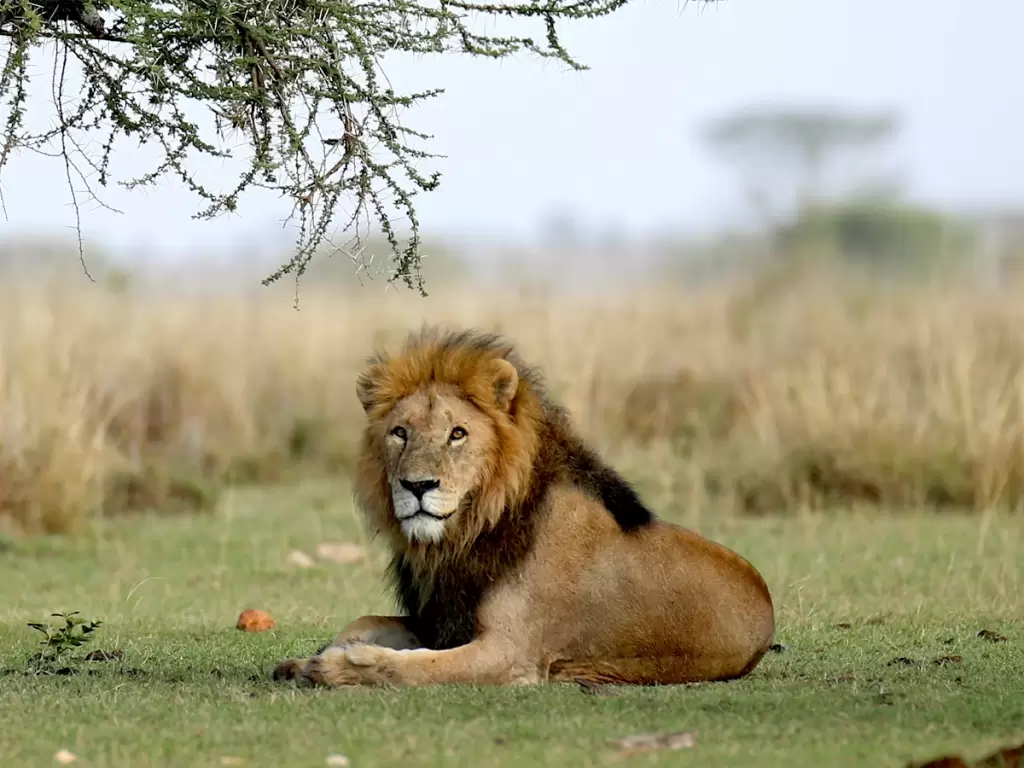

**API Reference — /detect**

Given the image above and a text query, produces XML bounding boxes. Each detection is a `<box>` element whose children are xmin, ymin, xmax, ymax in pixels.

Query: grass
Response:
<box><xmin>1</xmin><ymin>480</ymin><xmax>1022</xmax><ymax>767</ymax></box>
<box><xmin>6</xmin><ymin>267</ymin><xmax>1024</xmax><ymax>535</ymax></box>
<box><xmin>2</xmin><ymin>258</ymin><xmax>1024</xmax><ymax>764</ymax></box>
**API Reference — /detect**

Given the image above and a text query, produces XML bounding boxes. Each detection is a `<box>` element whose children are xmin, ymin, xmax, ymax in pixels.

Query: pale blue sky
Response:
<box><xmin>1</xmin><ymin>0</ymin><xmax>1021</xmax><ymax>258</ymax></box>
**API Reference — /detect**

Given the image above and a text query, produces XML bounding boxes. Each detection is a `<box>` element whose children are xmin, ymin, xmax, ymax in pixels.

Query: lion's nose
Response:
<box><xmin>400</xmin><ymin>478</ymin><xmax>441</xmax><ymax>499</ymax></box>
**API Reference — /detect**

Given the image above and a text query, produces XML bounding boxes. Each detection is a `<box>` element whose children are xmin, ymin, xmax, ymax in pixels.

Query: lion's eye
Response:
<box><xmin>449</xmin><ymin>426</ymin><xmax>467</xmax><ymax>442</ymax></box>
<box><xmin>390</xmin><ymin>426</ymin><xmax>408</xmax><ymax>440</ymax></box>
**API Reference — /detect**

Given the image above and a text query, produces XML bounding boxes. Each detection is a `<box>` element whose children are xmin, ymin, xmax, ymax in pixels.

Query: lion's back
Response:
<box><xmin>521</xmin><ymin>483</ymin><xmax>773</xmax><ymax>670</ymax></box>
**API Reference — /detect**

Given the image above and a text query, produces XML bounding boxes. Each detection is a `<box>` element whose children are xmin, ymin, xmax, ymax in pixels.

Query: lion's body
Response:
<box><xmin>272</xmin><ymin>327</ymin><xmax>775</xmax><ymax>688</ymax></box>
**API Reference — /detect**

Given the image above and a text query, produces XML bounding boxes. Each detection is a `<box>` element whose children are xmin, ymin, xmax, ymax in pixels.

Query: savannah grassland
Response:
<box><xmin>1</xmin><ymin>263</ymin><xmax>1023</xmax><ymax>768</ymax></box>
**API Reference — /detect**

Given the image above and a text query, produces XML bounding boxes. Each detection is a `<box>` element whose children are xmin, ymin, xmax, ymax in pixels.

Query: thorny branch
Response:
<box><xmin>0</xmin><ymin>0</ymin><xmax>714</xmax><ymax>294</ymax></box>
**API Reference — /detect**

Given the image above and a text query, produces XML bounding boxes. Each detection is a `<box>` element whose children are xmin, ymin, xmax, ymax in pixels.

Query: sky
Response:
<box><xmin>1</xmin><ymin>0</ymin><xmax>1022</xmax><ymax>260</ymax></box>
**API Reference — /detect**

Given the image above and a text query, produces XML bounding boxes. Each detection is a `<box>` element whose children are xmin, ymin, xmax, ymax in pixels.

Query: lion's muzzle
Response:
<box><xmin>399</xmin><ymin>477</ymin><xmax>441</xmax><ymax>500</ymax></box>
<box><xmin>391</xmin><ymin>477</ymin><xmax>459</xmax><ymax>543</ymax></box>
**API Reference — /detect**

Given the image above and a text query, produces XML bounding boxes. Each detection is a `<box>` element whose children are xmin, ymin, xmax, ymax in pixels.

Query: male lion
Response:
<box><xmin>273</xmin><ymin>327</ymin><xmax>775</xmax><ymax>687</ymax></box>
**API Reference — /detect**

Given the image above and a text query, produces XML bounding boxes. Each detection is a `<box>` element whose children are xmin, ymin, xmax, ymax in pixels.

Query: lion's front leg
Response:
<box><xmin>328</xmin><ymin>614</ymin><xmax>423</xmax><ymax>650</ymax></box>
<box><xmin>302</xmin><ymin>636</ymin><xmax>537</xmax><ymax>688</ymax></box>
<box><xmin>272</xmin><ymin>615</ymin><xmax>422</xmax><ymax>683</ymax></box>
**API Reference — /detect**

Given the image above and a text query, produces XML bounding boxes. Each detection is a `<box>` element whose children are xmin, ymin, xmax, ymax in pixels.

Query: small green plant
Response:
<box><xmin>26</xmin><ymin>611</ymin><xmax>104</xmax><ymax>673</ymax></box>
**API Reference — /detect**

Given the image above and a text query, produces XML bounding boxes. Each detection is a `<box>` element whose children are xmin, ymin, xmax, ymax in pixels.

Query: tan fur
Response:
<box><xmin>272</xmin><ymin>326</ymin><xmax>775</xmax><ymax>688</ymax></box>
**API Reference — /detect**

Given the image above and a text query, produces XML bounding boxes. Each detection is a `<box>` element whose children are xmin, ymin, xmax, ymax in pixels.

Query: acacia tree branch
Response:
<box><xmin>0</xmin><ymin>0</ymin><xmax>713</xmax><ymax>295</ymax></box>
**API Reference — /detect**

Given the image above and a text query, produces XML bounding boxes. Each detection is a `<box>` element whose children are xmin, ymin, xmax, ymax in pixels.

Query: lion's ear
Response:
<box><xmin>356</xmin><ymin>364</ymin><xmax>384</xmax><ymax>413</ymax></box>
<box><xmin>490</xmin><ymin>358</ymin><xmax>519</xmax><ymax>411</ymax></box>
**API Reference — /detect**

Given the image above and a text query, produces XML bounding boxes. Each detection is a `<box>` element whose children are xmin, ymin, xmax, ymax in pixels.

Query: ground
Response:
<box><xmin>1</xmin><ymin>481</ymin><xmax>1022</xmax><ymax>767</ymax></box>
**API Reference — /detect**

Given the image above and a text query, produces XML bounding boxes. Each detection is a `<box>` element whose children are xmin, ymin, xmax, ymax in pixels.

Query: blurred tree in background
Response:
<box><xmin>701</xmin><ymin>104</ymin><xmax>976</xmax><ymax>277</ymax></box>
<box><xmin>702</xmin><ymin>105</ymin><xmax>903</xmax><ymax>227</ymax></box>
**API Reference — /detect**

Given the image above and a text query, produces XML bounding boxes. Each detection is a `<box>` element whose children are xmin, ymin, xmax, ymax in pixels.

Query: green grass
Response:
<box><xmin>1</xmin><ymin>481</ymin><xmax>1023</xmax><ymax>768</ymax></box>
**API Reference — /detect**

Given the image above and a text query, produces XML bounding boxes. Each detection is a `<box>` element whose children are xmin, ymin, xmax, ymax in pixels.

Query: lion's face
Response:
<box><xmin>355</xmin><ymin>337</ymin><xmax>538</xmax><ymax>553</ymax></box>
<box><xmin>379</xmin><ymin>387</ymin><xmax>501</xmax><ymax>544</ymax></box>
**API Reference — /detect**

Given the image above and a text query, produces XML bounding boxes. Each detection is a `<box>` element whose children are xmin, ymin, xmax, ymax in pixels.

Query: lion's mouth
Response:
<box><xmin>396</xmin><ymin>505</ymin><xmax>454</xmax><ymax>522</ymax></box>
<box><xmin>392</xmin><ymin>488</ymin><xmax>457</xmax><ymax>523</ymax></box>
<box><xmin>400</xmin><ymin>509</ymin><xmax>448</xmax><ymax>521</ymax></box>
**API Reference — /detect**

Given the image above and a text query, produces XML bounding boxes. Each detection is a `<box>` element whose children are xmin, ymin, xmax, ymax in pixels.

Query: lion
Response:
<box><xmin>272</xmin><ymin>326</ymin><xmax>775</xmax><ymax>688</ymax></box>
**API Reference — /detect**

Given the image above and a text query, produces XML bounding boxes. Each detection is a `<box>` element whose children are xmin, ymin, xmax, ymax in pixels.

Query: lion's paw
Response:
<box><xmin>301</xmin><ymin>646</ymin><xmax>367</xmax><ymax>687</ymax></box>
<box><xmin>271</xmin><ymin>657</ymin><xmax>310</xmax><ymax>683</ymax></box>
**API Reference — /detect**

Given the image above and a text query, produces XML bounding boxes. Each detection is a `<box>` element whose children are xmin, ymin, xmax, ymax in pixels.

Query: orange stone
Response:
<box><xmin>235</xmin><ymin>609</ymin><xmax>276</xmax><ymax>632</ymax></box>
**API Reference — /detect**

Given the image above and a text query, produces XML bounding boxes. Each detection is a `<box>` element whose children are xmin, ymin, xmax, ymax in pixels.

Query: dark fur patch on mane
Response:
<box><xmin>389</xmin><ymin>454</ymin><xmax>553</xmax><ymax>649</ymax></box>
<box><xmin>364</xmin><ymin>326</ymin><xmax>656</xmax><ymax>650</ymax></box>
<box><xmin>560</xmin><ymin>437</ymin><xmax>654</xmax><ymax>533</ymax></box>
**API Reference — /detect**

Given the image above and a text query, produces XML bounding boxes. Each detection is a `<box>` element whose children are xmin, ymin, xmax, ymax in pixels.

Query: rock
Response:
<box><xmin>286</xmin><ymin>550</ymin><xmax>315</xmax><ymax>568</ymax></box>
<box><xmin>235</xmin><ymin>609</ymin><xmax>276</xmax><ymax>633</ymax></box>
<box><xmin>315</xmin><ymin>542</ymin><xmax>365</xmax><ymax>565</ymax></box>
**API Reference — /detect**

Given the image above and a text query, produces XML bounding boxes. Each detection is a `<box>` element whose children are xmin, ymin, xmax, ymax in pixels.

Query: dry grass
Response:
<box><xmin>2</xmin><ymin>265</ymin><xmax>1024</xmax><ymax>534</ymax></box>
